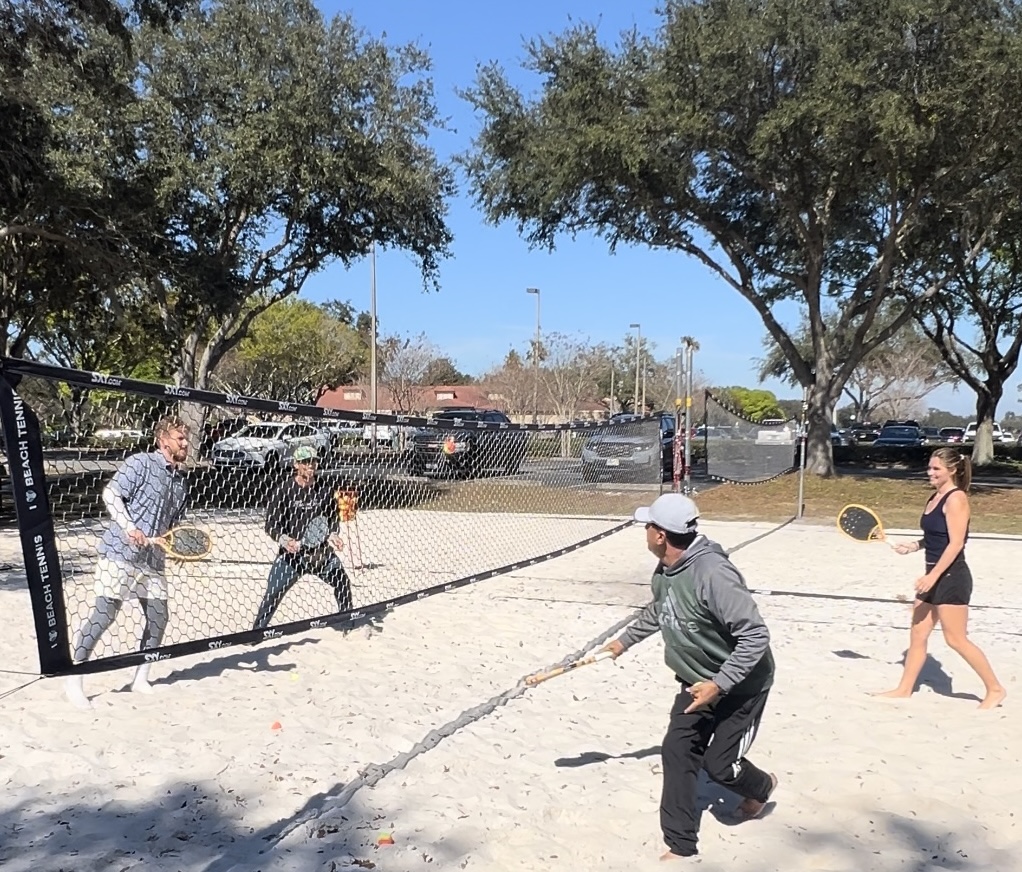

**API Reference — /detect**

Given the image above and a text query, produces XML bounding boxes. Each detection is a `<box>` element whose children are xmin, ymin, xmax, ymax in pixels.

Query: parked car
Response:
<box><xmin>201</xmin><ymin>416</ymin><xmax>249</xmax><ymax>454</ymax></box>
<box><xmin>964</xmin><ymin>422</ymin><xmax>1004</xmax><ymax>442</ymax></box>
<box><xmin>920</xmin><ymin>426</ymin><xmax>943</xmax><ymax>444</ymax></box>
<box><xmin>872</xmin><ymin>425</ymin><xmax>926</xmax><ymax>448</ymax></box>
<box><xmin>831</xmin><ymin>425</ymin><xmax>851</xmax><ymax>447</ymax></box>
<box><xmin>850</xmin><ymin>424</ymin><xmax>882</xmax><ymax>443</ymax></box>
<box><xmin>317</xmin><ymin>419</ymin><xmax>364</xmax><ymax>449</ymax></box>
<box><xmin>409</xmin><ymin>409</ymin><xmax>527</xmax><ymax>478</ymax></box>
<box><xmin>581</xmin><ymin>412</ymin><xmax>676</xmax><ymax>482</ymax></box>
<box><xmin>939</xmin><ymin>427</ymin><xmax>965</xmax><ymax>443</ymax></box>
<box><xmin>211</xmin><ymin>421</ymin><xmax>330</xmax><ymax>467</ymax></box>
<box><xmin>791</xmin><ymin>423</ymin><xmax>852</xmax><ymax>464</ymax></box>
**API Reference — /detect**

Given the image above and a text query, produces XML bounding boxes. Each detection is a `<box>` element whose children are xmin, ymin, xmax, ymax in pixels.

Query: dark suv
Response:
<box><xmin>409</xmin><ymin>408</ymin><xmax>527</xmax><ymax>478</ymax></box>
<box><xmin>580</xmin><ymin>412</ymin><xmax>677</xmax><ymax>482</ymax></box>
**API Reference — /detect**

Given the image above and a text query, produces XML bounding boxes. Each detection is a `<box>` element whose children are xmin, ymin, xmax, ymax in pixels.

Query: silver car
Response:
<box><xmin>212</xmin><ymin>421</ymin><xmax>330</xmax><ymax>467</ymax></box>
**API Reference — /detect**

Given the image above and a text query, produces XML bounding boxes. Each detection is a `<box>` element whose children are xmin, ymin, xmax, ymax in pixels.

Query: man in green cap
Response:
<box><xmin>253</xmin><ymin>445</ymin><xmax>353</xmax><ymax>629</ymax></box>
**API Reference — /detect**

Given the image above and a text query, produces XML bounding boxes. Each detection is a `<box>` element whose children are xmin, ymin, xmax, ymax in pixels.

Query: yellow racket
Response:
<box><xmin>151</xmin><ymin>525</ymin><xmax>213</xmax><ymax>561</ymax></box>
<box><xmin>836</xmin><ymin>504</ymin><xmax>889</xmax><ymax>544</ymax></box>
<box><xmin>836</xmin><ymin>504</ymin><xmax>906</xmax><ymax>561</ymax></box>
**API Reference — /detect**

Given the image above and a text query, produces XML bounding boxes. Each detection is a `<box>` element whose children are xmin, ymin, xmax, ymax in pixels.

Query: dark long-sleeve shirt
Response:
<box><xmin>264</xmin><ymin>476</ymin><xmax>339</xmax><ymax>556</ymax></box>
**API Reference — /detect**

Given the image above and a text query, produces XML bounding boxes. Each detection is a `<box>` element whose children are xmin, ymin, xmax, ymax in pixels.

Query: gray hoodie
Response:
<box><xmin>618</xmin><ymin>535</ymin><xmax>774</xmax><ymax>696</ymax></box>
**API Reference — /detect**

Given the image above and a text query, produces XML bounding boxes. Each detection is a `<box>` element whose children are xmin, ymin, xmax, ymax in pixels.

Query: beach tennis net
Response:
<box><xmin>0</xmin><ymin>357</ymin><xmax>666</xmax><ymax>676</ymax></box>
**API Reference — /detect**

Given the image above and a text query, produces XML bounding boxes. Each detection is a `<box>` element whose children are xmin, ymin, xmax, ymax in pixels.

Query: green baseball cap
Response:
<box><xmin>293</xmin><ymin>446</ymin><xmax>319</xmax><ymax>463</ymax></box>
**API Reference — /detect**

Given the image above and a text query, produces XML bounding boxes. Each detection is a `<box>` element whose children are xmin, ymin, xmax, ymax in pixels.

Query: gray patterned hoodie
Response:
<box><xmin>619</xmin><ymin>535</ymin><xmax>774</xmax><ymax>696</ymax></box>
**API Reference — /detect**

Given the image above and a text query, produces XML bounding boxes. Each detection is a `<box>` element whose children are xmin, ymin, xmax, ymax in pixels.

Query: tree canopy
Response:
<box><xmin>461</xmin><ymin>0</ymin><xmax>1022</xmax><ymax>474</ymax></box>
<box><xmin>2</xmin><ymin>0</ymin><xmax>455</xmax><ymax>398</ymax></box>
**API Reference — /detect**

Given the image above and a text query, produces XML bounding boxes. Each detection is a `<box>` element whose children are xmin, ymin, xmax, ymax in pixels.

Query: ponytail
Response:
<box><xmin>957</xmin><ymin>454</ymin><xmax>972</xmax><ymax>492</ymax></box>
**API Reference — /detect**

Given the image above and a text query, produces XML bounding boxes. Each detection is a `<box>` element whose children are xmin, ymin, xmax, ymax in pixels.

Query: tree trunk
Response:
<box><xmin>971</xmin><ymin>387</ymin><xmax>1002</xmax><ymax>467</ymax></box>
<box><xmin>174</xmin><ymin>332</ymin><xmax>209</xmax><ymax>454</ymax></box>
<box><xmin>175</xmin><ymin>331</ymin><xmax>200</xmax><ymax>389</ymax></box>
<box><xmin>66</xmin><ymin>388</ymin><xmax>90</xmax><ymax>440</ymax></box>
<box><xmin>804</xmin><ymin>384</ymin><xmax>837</xmax><ymax>476</ymax></box>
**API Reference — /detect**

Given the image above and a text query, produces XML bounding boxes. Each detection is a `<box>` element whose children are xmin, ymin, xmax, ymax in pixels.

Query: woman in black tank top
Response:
<box><xmin>874</xmin><ymin>447</ymin><xmax>1005</xmax><ymax>710</ymax></box>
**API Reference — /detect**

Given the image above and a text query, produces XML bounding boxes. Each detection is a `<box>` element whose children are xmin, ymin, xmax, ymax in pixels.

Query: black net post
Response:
<box><xmin>0</xmin><ymin>369</ymin><xmax>72</xmax><ymax>675</ymax></box>
<box><xmin>703</xmin><ymin>388</ymin><xmax>710</xmax><ymax>480</ymax></box>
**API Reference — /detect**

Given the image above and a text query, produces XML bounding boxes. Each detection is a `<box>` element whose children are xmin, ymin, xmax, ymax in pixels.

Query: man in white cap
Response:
<box><xmin>601</xmin><ymin>493</ymin><xmax>777</xmax><ymax>861</ymax></box>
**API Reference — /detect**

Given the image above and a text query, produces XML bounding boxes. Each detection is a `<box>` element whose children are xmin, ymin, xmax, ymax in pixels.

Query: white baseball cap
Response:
<box><xmin>634</xmin><ymin>494</ymin><xmax>700</xmax><ymax>534</ymax></box>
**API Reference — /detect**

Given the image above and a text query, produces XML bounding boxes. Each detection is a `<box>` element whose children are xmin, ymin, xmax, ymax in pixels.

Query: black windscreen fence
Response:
<box><xmin>702</xmin><ymin>391</ymin><xmax>800</xmax><ymax>484</ymax></box>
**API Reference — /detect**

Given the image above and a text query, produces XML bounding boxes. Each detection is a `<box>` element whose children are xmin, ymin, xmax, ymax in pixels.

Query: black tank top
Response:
<box><xmin>920</xmin><ymin>488</ymin><xmax>968</xmax><ymax>566</ymax></box>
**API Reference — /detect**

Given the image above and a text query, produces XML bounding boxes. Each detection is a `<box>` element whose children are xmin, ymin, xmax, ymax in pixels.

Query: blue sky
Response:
<box><xmin>304</xmin><ymin>0</ymin><xmax>980</xmax><ymax>414</ymax></box>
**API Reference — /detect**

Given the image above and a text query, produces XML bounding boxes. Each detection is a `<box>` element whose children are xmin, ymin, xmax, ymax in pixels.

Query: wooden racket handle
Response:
<box><xmin>524</xmin><ymin>650</ymin><xmax>613</xmax><ymax>687</ymax></box>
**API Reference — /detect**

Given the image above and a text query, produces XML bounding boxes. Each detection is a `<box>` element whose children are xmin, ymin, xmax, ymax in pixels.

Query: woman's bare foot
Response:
<box><xmin>872</xmin><ymin>688</ymin><xmax>913</xmax><ymax>699</ymax></box>
<box><xmin>978</xmin><ymin>687</ymin><xmax>1007</xmax><ymax>710</ymax></box>
<box><xmin>736</xmin><ymin>773</ymin><xmax>778</xmax><ymax>819</ymax></box>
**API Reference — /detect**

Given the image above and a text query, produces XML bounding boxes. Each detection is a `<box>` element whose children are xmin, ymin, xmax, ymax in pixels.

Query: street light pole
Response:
<box><xmin>629</xmin><ymin>323</ymin><xmax>641</xmax><ymax>414</ymax></box>
<box><xmin>683</xmin><ymin>336</ymin><xmax>696</xmax><ymax>494</ymax></box>
<box><xmin>526</xmin><ymin>287</ymin><xmax>541</xmax><ymax>424</ymax></box>
<box><xmin>673</xmin><ymin>346</ymin><xmax>683</xmax><ymax>492</ymax></box>
<box><xmin>370</xmin><ymin>240</ymin><xmax>378</xmax><ymax>451</ymax></box>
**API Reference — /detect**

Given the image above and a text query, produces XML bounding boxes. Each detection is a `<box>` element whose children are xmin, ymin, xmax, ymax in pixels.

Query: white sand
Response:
<box><xmin>0</xmin><ymin>518</ymin><xmax>1019</xmax><ymax>871</ymax></box>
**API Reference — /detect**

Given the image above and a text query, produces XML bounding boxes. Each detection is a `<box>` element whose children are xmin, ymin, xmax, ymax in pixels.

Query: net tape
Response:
<box><xmin>0</xmin><ymin>357</ymin><xmax>669</xmax><ymax>677</ymax></box>
<box><xmin>702</xmin><ymin>390</ymin><xmax>800</xmax><ymax>485</ymax></box>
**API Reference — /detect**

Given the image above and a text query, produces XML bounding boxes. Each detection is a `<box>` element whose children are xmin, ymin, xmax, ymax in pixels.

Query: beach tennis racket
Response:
<box><xmin>302</xmin><ymin>516</ymin><xmax>330</xmax><ymax>548</ymax></box>
<box><xmin>836</xmin><ymin>504</ymin><xmax>890</xmax><ymax>545</ymax></box>
<box><xmin>524</xmin><ymin>651</ymin><xmax>614</xmax><ymax>687</ymax></box>
<box><xmin>151</xmin><ymin>525</ymin><xmax>213</xmax><ymax>561</ymax></box>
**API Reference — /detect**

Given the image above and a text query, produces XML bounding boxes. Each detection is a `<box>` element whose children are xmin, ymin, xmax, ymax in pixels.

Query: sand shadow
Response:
<box><xmin>833</xmin><ymin>649</ymin><xmax>870</xmax><ymax>659</ymax></box>
<box><xmin>195</xmin><ymin>781</ymin><xmax>471</xmax><ymax>872</ymax></box>
<box><xmin>554</xmin><ymin>746</ymin><xmax>661</xmax><ymax>767</ymax></box>
<box><xmin>789</xmin><ymin>811</ymin><xmax>995</xmax><ymax>871</ymax></box>
<box><xmin>900</xmin><ymin>650</ymin><xmax>982</xmax><ymax>702</ymax></box>
<box><xmin>154</xmin><ymin>613</ymin><xmax>388</xmax><ymax>689</ymax></box>
<box><xmin>0</xmin><ymin>563</ymin><xmax>26</xmax><ymax>592</ymax></box>
<box><xmin>553</xmin><ymin>748</ymin><xmax>777</xmax><ymax>831</ymax></box>
<box><xmin>154</xmin><ymin>637</ymin><xmax>319</xmax><ymax>686</ymax></box>
<box><xmin>0</xmin><ymin>780</ymin><xmax>458</xmax><ymax>872</ymax></box>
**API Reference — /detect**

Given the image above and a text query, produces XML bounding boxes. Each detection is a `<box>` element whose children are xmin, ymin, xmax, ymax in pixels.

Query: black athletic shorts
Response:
<box><xmin>919</xmin><ymin>557</ymin><xmax>973</xmax><ymax>606</ymax></box>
